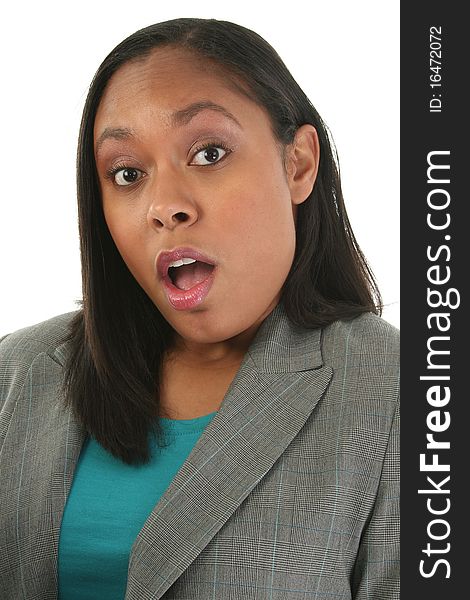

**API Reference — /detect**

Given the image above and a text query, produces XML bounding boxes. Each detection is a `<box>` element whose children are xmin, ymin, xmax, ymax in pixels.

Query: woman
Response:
<box><xmin>0</xmin><ymin>18</ymin><xmax>399</xmax><ymax>600</ymax></box>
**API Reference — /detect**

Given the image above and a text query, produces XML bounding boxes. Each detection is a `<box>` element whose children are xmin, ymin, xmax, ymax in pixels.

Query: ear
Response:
<box><xmin>285</xmin><ymin>124</ymin><xmax>320</xmax><ymax>205</ymax></box>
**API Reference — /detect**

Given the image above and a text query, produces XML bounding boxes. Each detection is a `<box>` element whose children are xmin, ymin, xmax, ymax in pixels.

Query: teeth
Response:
<box><xmin>168</xmin><ymin>257</ymin><xmax>197</xmax><ymax>268</ymax></box>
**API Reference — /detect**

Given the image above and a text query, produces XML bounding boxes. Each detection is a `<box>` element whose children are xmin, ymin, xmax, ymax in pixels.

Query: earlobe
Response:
<box><xmin>287</xmin><ymin>124</ymin><xmax>320</xmax><ymax>205</ymax></box>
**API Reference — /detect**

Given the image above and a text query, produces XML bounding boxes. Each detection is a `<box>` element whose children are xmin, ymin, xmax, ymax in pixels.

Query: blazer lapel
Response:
<box><xmin>126</xmin><ymin>304</ymin><xmax>333</xmax><ymax>599</ymax></box>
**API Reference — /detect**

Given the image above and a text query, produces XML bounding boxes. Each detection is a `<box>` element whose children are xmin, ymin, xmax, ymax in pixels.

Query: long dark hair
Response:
<box><xmin>61</xmin><ymin>18</ymin><xmax>382</xmax><ymax>464</ymax></box>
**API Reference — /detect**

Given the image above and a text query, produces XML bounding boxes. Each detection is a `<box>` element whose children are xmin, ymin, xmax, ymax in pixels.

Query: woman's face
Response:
<box><xmin>94</xmin><ymin>48</ymin><xmax>315</xmax><ymax>346</ymax></box>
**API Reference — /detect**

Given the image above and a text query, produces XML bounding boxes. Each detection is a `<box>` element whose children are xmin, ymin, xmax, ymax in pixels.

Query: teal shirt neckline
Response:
<box><xmin>58</xmin><ymin>412</ymin><xmax>217</xmax><ymax>600</ymax></box>
<box><xmin>159</xmin><ymin>411</ymin><xmax>217</xmax><ymax>433</ymax></box>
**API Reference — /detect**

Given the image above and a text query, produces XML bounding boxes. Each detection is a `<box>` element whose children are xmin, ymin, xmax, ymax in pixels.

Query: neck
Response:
<box><xmin>167</xmin><ymin>325</ymin><xmax>257</xmax><ymax>369</ymax></box>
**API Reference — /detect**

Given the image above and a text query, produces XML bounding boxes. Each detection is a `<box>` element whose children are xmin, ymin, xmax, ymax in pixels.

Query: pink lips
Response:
<box><xmin>156</xmin><ymin>247</ymin><xmax>217</xmax><ymax>311</ymax></box>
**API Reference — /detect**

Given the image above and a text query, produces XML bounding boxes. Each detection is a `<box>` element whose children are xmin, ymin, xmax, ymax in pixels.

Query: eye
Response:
<box><xmin>112</xmin><ymin>167</ymin><xmax>144</xmax><ymax>186</ymax></box>
<box><xmin>190</xmin><ymin>145</ymin><xmax>229</xmax><ymax>166</ymax></box>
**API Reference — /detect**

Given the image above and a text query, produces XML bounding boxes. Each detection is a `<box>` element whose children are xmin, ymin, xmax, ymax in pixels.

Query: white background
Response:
<box><xmin>0</xmin><ymin>0</ymin><xmax>399</xmax><ymax>334</ymax></box>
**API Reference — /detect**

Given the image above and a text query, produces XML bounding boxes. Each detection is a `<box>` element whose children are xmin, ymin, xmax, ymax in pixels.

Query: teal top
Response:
<box><xmin>58</xmin><ymin>412</ymin><xmax>217</xmax><ymax>600</ymax></box>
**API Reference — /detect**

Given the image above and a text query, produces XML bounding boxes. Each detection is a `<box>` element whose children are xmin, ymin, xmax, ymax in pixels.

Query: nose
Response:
<box><xmin>146</xmin><ymin>178</ymin><xmax>198</xmax><ymax>231</ymax></box>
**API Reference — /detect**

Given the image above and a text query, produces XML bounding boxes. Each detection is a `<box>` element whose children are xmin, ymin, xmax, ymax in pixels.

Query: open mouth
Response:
<box><xmin>167</xmin><ymin>258</ymin><xmax>215</xmax><ymax>291</ymax></box>
<box><xmin>156</xmin><ymin>247</ymin><xmax>218</xmax><ymax>310</ymax></box>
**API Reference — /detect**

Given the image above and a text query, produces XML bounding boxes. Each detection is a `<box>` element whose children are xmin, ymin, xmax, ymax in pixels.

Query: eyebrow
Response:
<box><xmin>95</xmin><ymin>127</ymin><xmax>135</xmax><ymax>153</ymax></box>
<box><xmin>171</xmin><ymin>101</ymin><xmax>242</xmax><ymax>128</ymax></box>
<box><xmin>95</xmin><ymin>101</ymin><xmax>242</xmax><ymax>153</ymax></box>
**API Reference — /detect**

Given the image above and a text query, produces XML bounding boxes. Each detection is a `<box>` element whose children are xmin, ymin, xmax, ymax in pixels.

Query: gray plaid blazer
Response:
<box><xmin>0</xmin><ymin>304</ymin><xmax>399</xmax><ymax>599</ymax></box>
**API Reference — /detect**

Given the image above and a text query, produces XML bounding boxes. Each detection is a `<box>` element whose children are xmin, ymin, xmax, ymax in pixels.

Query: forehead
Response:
<box><xmin>95</xmin><ymin>47</ymin><xmax>257</xmax><ymax>130</ymax></box>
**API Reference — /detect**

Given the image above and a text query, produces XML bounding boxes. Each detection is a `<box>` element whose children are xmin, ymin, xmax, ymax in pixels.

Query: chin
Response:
<box><xmin>172</xmin><ymin>307</ymin><xmax>256</xmax><ymax>344</ymax></box>
<box><xmin>176</xmin><ymin>319</ymin><xmax>243</xmax><ymax>345</ymax></box>
<box><xmin>152</xmin><ymin>284</ymin><xmax>281</xmax><ymax>346</ymax></box>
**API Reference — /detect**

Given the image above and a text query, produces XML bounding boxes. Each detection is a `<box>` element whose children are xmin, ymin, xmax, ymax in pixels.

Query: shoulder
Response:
<box><xmin>1</xmin><ymin>311</ymin><xmax>78</xmax><ymax>360</ymax></box>
<box><xmin>319</xmin><ymin>313</ymin><xmax>399</xmax><ymax>424</ymax></box>
<box><xmin>0</xmin><ymin>312</ymin><xmax>78</xmax><ymax>402</ymax></box>
<box><xmin>321</xmin><ymin>312</ymin><xmax>399</xmax><ymax>369</ymax></box>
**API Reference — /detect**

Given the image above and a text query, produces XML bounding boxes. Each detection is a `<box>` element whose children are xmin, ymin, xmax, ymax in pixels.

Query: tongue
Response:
<box><xmin>172</xmin><ymin>261</ymin><xmax>214</xmax><ymax>291</ymax></box>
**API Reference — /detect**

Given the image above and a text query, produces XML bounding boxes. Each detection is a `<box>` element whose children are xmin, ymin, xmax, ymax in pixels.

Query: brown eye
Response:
<box><xmin>114</xmin><ymin>168</ymin><xmax>143</xmax><ymax>186</ymax></box>
<box><xmin>191</xmin><ymin>146</ymin><xmax>228</xmax><ymax>166</ymax></box>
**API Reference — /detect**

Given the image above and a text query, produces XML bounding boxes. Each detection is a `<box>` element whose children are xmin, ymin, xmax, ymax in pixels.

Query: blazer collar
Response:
<box><xmin>125</xmin><ymin>303</ymin><xmax>332</xmax><ymax>598</ymax></box>
<box><xmin>244</xmin><ymin>302</ymin><xmax>323</xmax><ymax>373</ymax></box>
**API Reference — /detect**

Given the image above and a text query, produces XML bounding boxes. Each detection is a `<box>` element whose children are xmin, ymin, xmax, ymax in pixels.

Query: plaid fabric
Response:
<box><xmin>0</xmin><ymin>303</ymin><xmax>399</xmax><ymax>599</ymax></box>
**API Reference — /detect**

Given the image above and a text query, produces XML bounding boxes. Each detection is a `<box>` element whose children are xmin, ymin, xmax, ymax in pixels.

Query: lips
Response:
<box><xmin>156</xmin><ymin>247</ymin><xmax>217</xmax><ymax>311</ymax></box>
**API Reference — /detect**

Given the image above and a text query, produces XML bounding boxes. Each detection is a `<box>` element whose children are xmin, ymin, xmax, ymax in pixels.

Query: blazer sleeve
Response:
<box><xmin>351</xmin><ymin>395</ymin><xmax>400</xmax><ymax>600</ymax></box>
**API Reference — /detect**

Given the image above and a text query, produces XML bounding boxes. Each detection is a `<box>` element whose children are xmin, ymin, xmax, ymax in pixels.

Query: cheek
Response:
<box><xmin>233</xmin><ymin>171</ymin><xmax>295</xmax><ymax>241</ymax></box>
<box><xmin>220</xmin><ymin>175</ymin><xmax>297</xmax><ymax>278</ymax></box>
<box><xmin>102</xmin><ymin>204</ymin><xmax>144</xmax><ymax>271</ymax></box>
